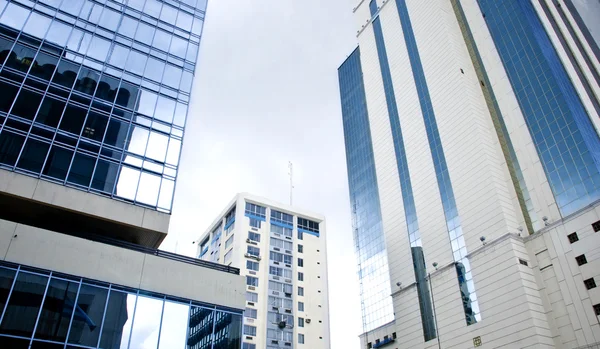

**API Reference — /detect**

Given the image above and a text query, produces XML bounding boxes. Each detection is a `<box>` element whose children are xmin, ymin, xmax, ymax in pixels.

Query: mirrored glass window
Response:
<box><xmin>157</xmin><ymin>178</ymin><xmax>174</xmax><ymax>210</ymax></box>
<box><xmin>0</xmin><ymin>272</ymin><xmax>49</xmax><ymax>337</ymax></box>
<box><xmin>115</xmin><ymin>166</ymin><xmax>140</xmax><ymax>200</ymax></box>
<box><xmin>99</xmin><ymin>290</ymin><xmax>136</xmax><ymax>349</ymax></box>
<box><xmin>128</xmin><ymin>295</ymin><xmax>163</xmax><ymax>349</ymax></box>
<box><xmin>158</xmin><ymin>301</ymin><xmax>189</xmax><ymax>349</ymax></box>
<box><xmin>45</xmin><ymin>20</ymin><xmax>72</xmax><ymax>47</ymax></box>
<box><xmin>34</xmin><ymin>278</ymin><xmax>79</xmax><ymax>342</ymax></box>
<box><xmin>118</xmin><ymin>15</ymin><xmax>138</xmax><ymax>38</ymax></box>
<box><xmin>43</xmin><ymin>145</ymin><xmax>74</xmax><ymax>181</ymax></box>
<box><xmin>22</xmin><ymin>12</ymin><xmax>51</xmax><ymax>39</ymax></box>
<box><xmin>162</xmin><ymin>64</ymin><xmax>182</xmax><ymax>89</ymax></box>
<box><xmin>0</xmin><ymin>2</ymin><xmax>30</xmax><ymax>31</ymax></box>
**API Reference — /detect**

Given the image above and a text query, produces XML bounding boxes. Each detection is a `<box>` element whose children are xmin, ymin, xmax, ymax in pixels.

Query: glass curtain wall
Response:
<box><xmin>0</xmin><ymin>0</ymin><xmax>207</xmax><ymax>213</ymax></box>
<box><xmin>0</xmin><ymin>262</ymin><xmax>242</xmax><ymax>349</ymax></box>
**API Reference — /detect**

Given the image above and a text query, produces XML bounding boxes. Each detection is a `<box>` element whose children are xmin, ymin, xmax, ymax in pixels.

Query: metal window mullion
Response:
<box><xmin>62</xmin><ymin>279</ymin><xmax>83</xmax><ymax>349</ymax></box>
<box><xmin>29</xmin><ymin>271</ymin><xmax>53</xmax><ymax>346</ymax></box>
<box><xmin>125</xmin><ymin>290</ymin><xmax>140</xmax><ymax>349</ymax></box>
<box><xmin>153</xmin><ymin>297</ymin><xmax>166</xmax><ymax>349</ymax></box>
<box><xmin>183</xmin><ymin>302</ymin><xmax>192</xmax><ymax>349</ymax></box>
<box><xmin>0</xmin><ymin>265</ymin><xmax>21</xmax><ymax>325</ymax></box>
<box><xmin>94</xmin><ymin>284</ymin><xmax>113</xmax><ymax>349</ymax></box>
<box><xmin>210</xmin><ymin>307</ymin><xmax>218</xmax><ymax>349</ymax></box>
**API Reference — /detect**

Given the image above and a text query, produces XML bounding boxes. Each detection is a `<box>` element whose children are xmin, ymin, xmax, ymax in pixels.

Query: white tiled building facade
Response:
<box><xmin>195</xmin><ymin>193</ymin><xmax>331</xmax><ymax>349</ymax></box>
<box><xmin>339</xmin><ymin>0</ymin><xmax>600</xmax><ymax>348</ymax></box>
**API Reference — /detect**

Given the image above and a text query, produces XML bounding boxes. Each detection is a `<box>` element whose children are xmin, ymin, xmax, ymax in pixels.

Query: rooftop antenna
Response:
<box><xmin>288</xmin><ymin>161</ymin><xmax>294</xmax><ymax>205</ymax></box>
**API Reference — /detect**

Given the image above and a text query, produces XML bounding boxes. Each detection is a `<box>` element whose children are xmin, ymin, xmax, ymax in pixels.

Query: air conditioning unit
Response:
<box><xmin>246</xmin><ymin>238</ymin><xmax>251</xmax><ymax>243</ymax></box>
<box><xmin>306</xmin><ymin>319</ymin><xmax>311</xmax><ymax>324</ymax></box>
<box><xmin>284</xmin><ymin>308</ymin><xmax>292</xmax><ymax>313</ymax></box>
<box><xmin>274</xmin><ymin>247</ymin><xmax>280</xmax><ymax>251</ymax></box>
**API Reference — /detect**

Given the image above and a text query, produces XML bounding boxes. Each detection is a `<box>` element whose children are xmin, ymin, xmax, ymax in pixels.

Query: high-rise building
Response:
<box><xmin>0</xmin><ymin>1</ymin><xmax>246</xmax><ymax>348</ymax></box>
<box><xmin>195</xmin><ymin>193</ymin><xmax>331</xmax><ymax>349</ymax></box>
<box><xmin>339</xmin><ymin>0</ymin><xmax>600</xmax><ymax>348</ymax></box>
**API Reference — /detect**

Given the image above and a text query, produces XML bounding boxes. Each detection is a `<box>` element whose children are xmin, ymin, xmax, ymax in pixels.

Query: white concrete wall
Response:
<box><xmin>0</xmin><ymin>218</ymin><xmax>246</xmax><ymax>310</ymax></box>
<box><xmin>196</xmin><ymin>193</ymin><xmax>331</xmax><ymax>348</ymax></box>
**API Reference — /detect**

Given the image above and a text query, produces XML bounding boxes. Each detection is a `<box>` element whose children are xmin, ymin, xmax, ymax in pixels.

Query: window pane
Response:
<box><xmin>0</xmin><ymin>268</ymin><xmax>16</xmax><ymax>316</ymax></box>
<box><xmin>75</xmin><ymin>67</ymin><xmax>100</xmax><ymax>96</ymax></box>
<box><xmin>162</xmin><ymin>64</ymin><xmax>182</xmax><ymax>89</ymax></box>
<box><xmin>22</xmin><ymin>12</ymin><xmax>51</xmax><ymax>39</ymax></box>
<box><xmin>104</xmin><ymin>118</ymin><xmax>130</xmax><ymax>149</ymax></box>
<box><xmin>173</xmin><ymin>102</ymin><xmax>187</xmax><ymax>127</ymax></box>
<box><xmin>30</xmin><ymin>52</ymin><xmax>59</xmax><ymax>81</ymax></box>
<box><xmin>115</xmin><ymin>166</ymin><xmax>140</xmax><ymax>200</ymax></box>
<box><xmin>157</xmin><ymin>301</ymin><xmax>188</xmax><ymax>349</ymax></box>
<box><xmin>157</xmin><ymin>178</ymin><xmax>174</xmax><ymax>209</ymax></box>
<box><xmin>99</xmin><ymin>8</ymin><xmax>120</xmax><ymax>31</ymax></box>
<box><xmin>166</xmin><ymin>138</ymin><xmax>181</xmax><ymax>166</ymax></box>
<box><xmin>144</xmin><ymin>0</ymin><xmax>162</xmax><ymax>18</ymax></box>
<box><xmin>0</xmin><ymin>81</ymin><xmax>19</xmax><ymax>113</ymax></box>
<box><xmin>43</xmin><ymin>146</ymin><xmax>74</xmax><ymax>181</ymax></box>
<box><xmin>154</xmin><ymin>96</ymin><xmax>175</xmax><ymax>123</ymax></box>
<box><xmin>17</xmin><ymin>138</ymin><xmax>50</xmax><ymax>173</ymax></box>
<box><xmin>128</xmin><ymin>295</ymin><xmax>163</xmax><ymax>349</ymax></box>
<box><xmin>116</xmin><ymin>81</ymin><xmax>138</xmax><ymax>110</ymax></box>
<box><xmin>144</xmin><ymin>57</ymin><xmax>165</xmax><ymax>83</ymax></box>
<box><xmin>126</xmin><ymin>125</ymin><xmax>149</xmax><ymax>156</ymax></box>
<box><xmin>87</xmin><ymin>36</ymin><xmax>111</xmax><ymax>62</ymax></box>
<box><xmin>0</xmin><ymin>131</ymin><xmax>25</xmax><ymax>166</ymax></box>
<box><xmin>134</xmin><ymin>22</ymin><xmax>155</xmax><ymax>44</ymax></box>
<box><xmin>5</xmin><ymin>43</ymin><xmax>37</xmax><ymax>73</ymax></box>
<box><xmin>160</xmin><ymin>5</ymin><xmax>178</xmax><ymax>23</ymax></box>
<box><xmin>146</xmin><ymin>132</ymin><xmax>169</xmax><ymax>162</ymax></box>
<box><xmin>11</xmin><ymin>89</ymin><xmax>43</xmax><ymax>121</ymax></box>
<box><xmin>169</xmin><ymin>35</ymin><xmax>187</xmax><ymax>58</ymax></box>
<box><xmin>67</xmin><ymin>152</ymin><xmax>95</xmax><ymax>187</ymax></box>
<box><xmin>34</xmin><ymin>278</ymin><xmax>79</xmax><ymax>342</ymax></box>
<box><xmin>215</xmin><ymin>311</ymin><xmax>242</xmax><ymax>346</ymax></box>
<box><xmin>91</xmin><ymin>159</ymin><xmax>119</xmax><ymax>193</ymax></box>
<box><xmin>45</xmin><ymin>20</ymin><xmax>72</xmax><ymax>47</ymax></box>
<box><xmin>59</xmin><ymin>104</ymin><xmax>87</xmax><ymax>135</ymax></box>
<box><xmin>136</xmin><ymin>172</ymin><xmax>160</xmax><ymax>206</ymax></box>
<box><xmin>0</xmin><ymin>272</ymin><xmax>49</xmax><ymax>337</ymax></box>
<box><xmin>137</xmin><ymin>90</ymin><xmax>158</xmax><ymax>117</ymax></box>
<box><xmin>0</xmin><ymin>336</ymin><xmax>29</xmax><ymax>348</ymax></box>
<box><xmin>52</xmin><ymin>59</ymin><xmax>80</xmax><ymax>89</ymax></box>
<box><xmin>95</xmin><ymin>74</ymin><xmax>120</xmax><ymax>103</ymax></box>
<box><xmin>36</xmin><ymin>96</ymin><xmax>66</xmax><ymax>128</ymax></box>
<box><xmin>118</xmin><ymin>16</ymin><xmax>138</xmax><ymax>38</ymax></box>
<box><xmin>152</xmin><ymin>29</ymin><xmax>171</xmax><ymax>52</ymax></box>
<box><xmin>192</xmin><ymin>17</ymin><xmax>204</xmax><ymax>37</ymax></box>
<box><xmin>180</xmin><ymin>70</ymin><xmax>193</xmax><ymax>94</ymax></box>
<box><xmin>0</xmin><ymin>3</ymin><xmax>29</xmax><ymax>31</ymax></box>
<box><xmin>60</xmin><ymin>0</ymin><xmax>84</xmax><ymax>16</ymax></box>
<box><xmin>125</xmin><ymin>50</ymin><xmax>147</xmax><ymax>76</ymax></box>
<box><xmin>186</xmin><ymin>42</ymin><xmax>198</xmax><ymax>63</ymax></box>
<box><xmin>176</xmin><ymin>11</ymin><xmax>193</xmax><ymax>32</ymax></box>
<box><xmin>99</xmin><ymin>291</ymin><xmax>135</xmax><ymax>349</ymax></box>
<box><xmin>66</xmin><ymin>284</ymin><xmax>107</xmax><ymax>346</ymax></box>
<box><xmin>82</xmin><ymin>112</ymin><xmax>108</xmax><ymax>142</ymax></box>
<box><xmin>108</xmin><ymin>44</ymin><xmax>129</xmax><ymax>70</ymax></box>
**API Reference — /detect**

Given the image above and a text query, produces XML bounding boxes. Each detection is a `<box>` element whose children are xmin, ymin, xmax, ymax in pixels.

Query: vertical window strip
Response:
<box><xmin>395</xmin><ymin>0</ymin><xmax>480</xmax><ymax>325</ymax></box>
<box><xmin>368</xmin><ymin>0</ymin><xmax>437</xmax><ymax>340</ymax></box>
<box><xmin>338</xmin><ymin>47</ymin><xmax>394</xmax><ymax>332</ymax></box>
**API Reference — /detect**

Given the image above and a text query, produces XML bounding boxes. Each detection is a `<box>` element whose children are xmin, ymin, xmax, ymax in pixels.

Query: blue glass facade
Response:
<box><xmin>395</xmin><ymin>0</ymin><xmax>480</xmax><ymax>325</ymax></box>
<box><xmin>478</xmin><ymin>0</ymin><xmax>600</xmax><ymax>217</ymax></box>
<box><xmin>368</xmin><ymin>0</ymin><xmax>436</xmax><ymax>339</ymax></box>
<box><xmin>0</xmin><ymin>0</ymin><xmax>206</xmax><ymax>213</ymax></box>
<box><xmin>0</xmin><ymin>261</ymin><xmax>242</xmax><ymax>349</ymax></box>
<box><xmin>338</xmin><ymin>47</ymin><xmax>394</xmax><ymax>332</ymax></box>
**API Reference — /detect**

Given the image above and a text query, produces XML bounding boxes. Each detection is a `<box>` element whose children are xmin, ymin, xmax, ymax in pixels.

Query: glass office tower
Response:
<box><xmin>0</xmin><ymin>0</ymin><xmax>205</xmax><ymax>213</ymax></box>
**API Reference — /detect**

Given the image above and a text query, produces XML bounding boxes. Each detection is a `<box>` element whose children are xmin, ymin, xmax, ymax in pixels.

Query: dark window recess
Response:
<box><xmin>584</xmin><ymin>278</ymin><xmax>596</xmax><ymax>290</ymax></box>
<box><xmin>0</xmin><ymin>81</ymin><xmax>19</xmax><ymax>113</ymax></box>
<box><xmin>43</xmin><ymin>146</ymin><xmax>74</xmax><ymax>181</ymax></box>
<box><xmin>392</xmin><ymin>332</ymin><xmax>397</xmax><ymax>339</ymax></box>
<box><xmin>0</xmin><ymin>131</ymin><xmax>25</xmax><ymax>166</ymax></box>
<box><xmin>67</xmin><ymin>152</ymin><xmax>96</xmax><ymax>187</ymax></box>
<box><xmin>576</xmin><ymin>254</ymin><xmax>588</xmax><ymax>266</ymax></box>
<box><xmin>11</xmin><ymin>89</ymin><xmax>43</xmax><ymax>120</ymax></box>
<box><xmin>567</xmin><ymin>232</ymin><xmax>579</xmax><ymax>243</ymax></box>
<box><xmin>17</xmin><ymin>138</ymin><xmax>50</xmax><ymax>173</ymax></box>
<box><xmin>36</xmin><ymin>96</ymin><xmax>66</xmax><ymax>128</ymax></box>
<box><xmin>594</xmin><ymin>304</ymin><xmax>600</xmax><ymax>316</ymax></box>
<box><xmin>519</xmin><ymin>259</ymin><xmax>528</xmax><ymax>266</ymax></box>
<box><xmin>592</xmin><ymin>220</ymin><xmax>600</xmax><ymax>232</ymax></box>
<box><xmin>367</xmin><ymin>343</ymin><xmax>372</xmax><ymax>349</ymax></box>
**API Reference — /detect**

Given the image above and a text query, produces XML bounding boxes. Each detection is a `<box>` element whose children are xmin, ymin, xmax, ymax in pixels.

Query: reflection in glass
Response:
<box><xmin>0</xmin><ymin>267</ymin><xmax>16</xmax><ymax>315</ymax></box>
<box><xmin>158</xmin><ymin>178</ymin><xmax>174</xmax><ymax>210</ymax></box>
<box><xmin>46</xmin><ymin>20</ymin><xmax>72</xmax><ymax>48</ymax></box>
<box><xmin>67</xmin><ymin>152</ymin><xmax>96</xmax><ymax>187</ymax></box>
<box><xmin>5</xmin><ymin>43</ymin><xmax>37</xmax><ymax>73</ymax></box>
<box><xmin>23</xmin><ymin>12</ymin><xmax>51</xmax><ymax>39</ymax></box>
<box><xmin>66</xmin><ymin>284</ymin><xmax>107</xmax><ymax>346</ymax></box>
<box><xmin>0</xmin><ymin>131</ymin><xmax>25</xmax><ymax>166</ymax></box>
<box><xmin>146</xmin><ymin>132</ymin><xmax>169</xmax><ymax>162</ymax></box>
<box><xmin>87</xmin><ymin>36</ymin><xmax>111</xmax><ymax>62</ymax></box>
<box><xmin>104</xmin><ymin>118</ymin><xmax>130</xmax><ymax>149</ymax></box>
<box><xmin>115</xmin><ymin>166</ymin><xmax>140</xmax><ymax>200</ymax></box>
<box><xmin>128</xmin><ymin>295</ymin><xmax>163</xmax><ymax>349</ymax></box>
<box><xmin>125</xmin><ymin>50</ymin><xmax>147</xmax><ymax>76</ymax></box>
<box><xmin>109</xmin><ymin>44</ymin><xmax>129</xmax><ymax>70</ymax></box>
<box><xmin>92</xmin><ymin>159</ymin><xmax>119</xmax><ymax>194</ymax></box>
<box><xmin>99</xmin><ymin>290</ymin><xmax>135</xmax><ymax>349</ymax></box>
<box><xmin>158</xmin><ymin>301</ymin><xmax>189</xmax><ymax>349</ymax></box>
<box><xmin>163</xmin><ymin>64</ymin><xmax>182</xmax><ymax>89</ymax></box>
<box><xmin>43</xmin><ymin>146</ymin><xmax>74</xmax><ymax>181</ymax></box>
<box><xmin>17</xmin><ymin>138</ymin><xmax>50</xmax><ymax>173</ymax></box>
<box><xmin>126</xmin><ymin>126</ymin><xmax>150</xmax><ymax>156</ymax></box>
<box><xmin>0</xmin><ymin>336</ymin><xmax>29</xmax><ymax>349</ymax></box>
<box><xmin>136</xmin><ymin>172</ymin><xmax>161</xmax><ymax>206</ymax></box>
<box><xmin>11</xmin><ymin>89</ymin><xmax>43</xmax><ymax>120</ymax></box>
<box><xmin>0</xmin><ymin>3</ymin><xmax>29</xmax><ymax>31</ymax></box>
<box><xmin>166</xmin><ymin>138</ymin><xmax>181</xmax><ymax>166</ymax></box>
<box><xmin>187</xmin><ymin>307</ymin><xmax>215</xmax><ymax>349</ymax></box>
<box><xmin>34</xmin><ymin>278</ymin><xmax>79</xmax><ymax>342</ymax></box>
<box><xmin>137</xmin><ymin>90</ymin><xmax>158</xmax><ymax>117</ymax></box>
<box><xmin>154</xmin><ymin>97</ymin><xmax>175</xmax><ymax>123</ymax></box>
<box><xmin>60</xmin><ymin>0</ymin><xmax>84</xmax><ymax>16</ymax></box>
<box><xmin>0</xmin><ymin>272</ymin><xmax>49</xmax><ymax>337</ymax></box>
<box><xmin>118</xmin><ymin>16</ymin><xmax>138</xmax><ymax>38</ymax></box>
<box><xmin>145</xmin><ymin>57</ymin><xmax>166</xmax><ymax>84</ymax></box>
<box><xmin>30</xmin><ymin>52</ymin><xmax>59</xmax><ymax>81</ymax></box>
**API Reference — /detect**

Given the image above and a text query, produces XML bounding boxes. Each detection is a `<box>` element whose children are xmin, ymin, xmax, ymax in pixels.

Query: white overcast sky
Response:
<box><xmin>160</xmin><ymin>0</ymin><xmax>363</xmax><ymax>348</ymax></box>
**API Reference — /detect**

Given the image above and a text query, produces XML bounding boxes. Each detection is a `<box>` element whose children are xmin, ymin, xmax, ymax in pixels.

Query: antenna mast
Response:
<box><xmin>288</xmin><ymin>161</ymin><xmax>294</xmax><ymax>205</ymax></box>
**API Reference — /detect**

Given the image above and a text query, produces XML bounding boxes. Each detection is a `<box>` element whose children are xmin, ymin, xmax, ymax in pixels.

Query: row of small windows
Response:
<box><xmin>297</xmin><ymin>217</ymin><xmax>319</xmax><ymax>233</ymax></box>
<box><xmin>271</xmin><ymin>209</ymin><xmax>293</xmax><ymax>226</ymax></box>
<box><xmin>245</xmin><ymin>202</ymin><xmax>266</xmax><ymax>219</ymax></box>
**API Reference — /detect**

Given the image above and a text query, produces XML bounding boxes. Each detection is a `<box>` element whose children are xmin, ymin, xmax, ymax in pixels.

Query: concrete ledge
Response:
<box><xmin>0</xmin><ymin>218</ymin><xmax>245</xmax><ymax>310</ymax></box>
<box><xmin>0</xmin><ymin>169</ymin><xmax>169</xmax><ymax>248</ymax></box>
